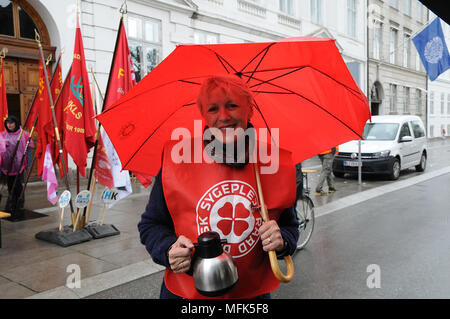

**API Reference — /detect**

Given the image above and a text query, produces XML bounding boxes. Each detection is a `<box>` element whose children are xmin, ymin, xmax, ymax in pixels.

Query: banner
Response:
<box><xmin>50</xmin><ymin>56</ymin><xmax>63</xmax><ymax>102</ymax></box>
<box><xmin>35</xmin><ymin>56</ymin><xmax>54</xmax><ymax>178</ymax></box>
<box><xmin>42</xmin><ymin>143</ymin><xmax>58</xmax><ymax>205</ymax></box>
<box><xmin>53</xmin><ymin>66</ymin><xmax>72</xmax><ymax>178</ymax></box>
<box><xmin>59</xmin><ymin>19</ymin><xmax>97</xmax><ymax>177</ymax></box>
<box><xmin>412</xmin><ymin>17</ymin><xmax>450</xmax><ymax>81</ymax></box>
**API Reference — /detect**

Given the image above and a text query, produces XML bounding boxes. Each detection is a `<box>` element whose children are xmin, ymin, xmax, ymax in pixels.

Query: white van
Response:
<box><xmin>332</xmin><ymin>115</ymin><xmax>427</xmax><ymax>180</ymax></box>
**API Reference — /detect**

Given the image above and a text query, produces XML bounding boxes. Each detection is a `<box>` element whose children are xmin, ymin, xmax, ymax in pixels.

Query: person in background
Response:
<box><xmin>295</xmin><ymin>162</ymin><xmax>303</xmax><ymax>200</ymax></box>
<box><xmin>0</xmin><ymin>115</ymin><xmax>34</xmax><ymax>220</ymax></box>
<box><xmin>315</xmin><ymin>146</ymin><xmax>338</xmax><ymax>196</ymax></box>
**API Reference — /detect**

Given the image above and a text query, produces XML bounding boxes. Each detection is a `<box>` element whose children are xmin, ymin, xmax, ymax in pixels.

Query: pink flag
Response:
<box><xmin>42</xmin><ymin>144</ymin><xmax>58</xmax><ymax>205</ymax></box>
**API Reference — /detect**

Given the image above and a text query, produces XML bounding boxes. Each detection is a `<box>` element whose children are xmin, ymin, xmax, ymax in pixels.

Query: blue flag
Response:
<box><xmin>412</xmin><ymin>18</ymin><xmax>450</xmax><ymax>81</ymax></box>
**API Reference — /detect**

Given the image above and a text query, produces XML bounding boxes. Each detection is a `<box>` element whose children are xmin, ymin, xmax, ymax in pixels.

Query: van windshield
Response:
<box><xmin>362</xmin><ymin>123</ymin><xmax>399</xmax><ymax>141</ymax></box>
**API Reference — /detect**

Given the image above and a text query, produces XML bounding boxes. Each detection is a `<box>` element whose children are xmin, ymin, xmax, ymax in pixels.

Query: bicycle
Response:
<box><xmin>295</xmin><ymin>169</ymin><xmax>315</xmax><ymax>250</ymax></box>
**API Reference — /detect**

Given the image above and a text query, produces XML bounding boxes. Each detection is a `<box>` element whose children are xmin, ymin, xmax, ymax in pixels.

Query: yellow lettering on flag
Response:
<box><xmin>118</xmin><ymin>68</ymin><xmax>125</xmax><ymax>79</ymax></box>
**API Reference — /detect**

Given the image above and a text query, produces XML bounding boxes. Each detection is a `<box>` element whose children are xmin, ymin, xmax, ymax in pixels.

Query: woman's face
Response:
<box><xmin>201</xmin><ymin>86</ymin><xmax>253</xmax><ymax>144</ymax></box>
<box><xmin>6</xmin><ymin>121</ymin><xmax>16</xmax><ymax>131</ymax></box>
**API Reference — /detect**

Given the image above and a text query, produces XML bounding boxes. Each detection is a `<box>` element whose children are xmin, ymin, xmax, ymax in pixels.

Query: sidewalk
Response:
<box><xmin>0</xmin><ymin>137</ymin><xmax>448</xmax><ymax>299</ymax></box>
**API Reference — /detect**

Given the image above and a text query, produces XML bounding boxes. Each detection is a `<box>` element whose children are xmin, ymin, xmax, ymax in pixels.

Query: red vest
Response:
<box><xmin>162</xmin><ymin>139</ymin><xmax>296</xmax><ymax>298</ymax></box>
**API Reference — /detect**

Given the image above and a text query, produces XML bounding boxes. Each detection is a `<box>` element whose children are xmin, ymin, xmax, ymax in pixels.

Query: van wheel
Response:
<box><xmin>389</xmin><ymin>158</ymin><xmax>400</xmax><ymax>180</ymax></box>
<box><xmin>415</xmin><ymin>152</ymin><xmax>426</xmax><ymax>172</ymax></box>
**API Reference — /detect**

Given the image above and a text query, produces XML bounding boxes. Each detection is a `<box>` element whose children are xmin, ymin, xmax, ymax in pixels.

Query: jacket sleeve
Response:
<box><xmin>137</xmin><ymin>168</ymin><xmax>177</xmax><ymax>268</ymax></box>
<box><xmin>277</xmin><ymin>205</ymin><xmax>299</xmax><ymax>258</ymax></box>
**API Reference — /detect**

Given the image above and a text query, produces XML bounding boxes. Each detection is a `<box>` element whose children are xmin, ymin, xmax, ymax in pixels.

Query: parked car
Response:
<box><xmin>332</xmin><ymin>115</ymin><xmax>427</xmax><ymax>180</ymax></box>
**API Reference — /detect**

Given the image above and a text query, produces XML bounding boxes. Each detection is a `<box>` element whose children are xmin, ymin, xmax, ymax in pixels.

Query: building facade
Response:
<box><xmin>0</xmin><ymin>0</ymin><xmax>368</xmax><ymax>175</ymax></box>
<box><xmin>367</xmin><ymin>0</ymin><xmax>428</xmax><ymax>125</ymax></box>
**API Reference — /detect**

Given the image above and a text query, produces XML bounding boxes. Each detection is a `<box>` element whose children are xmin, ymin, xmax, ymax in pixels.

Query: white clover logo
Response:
<box><xmin>424</xmin><ymin>36</ymin><xmax>444</xmax><ymax>64</ymax></box>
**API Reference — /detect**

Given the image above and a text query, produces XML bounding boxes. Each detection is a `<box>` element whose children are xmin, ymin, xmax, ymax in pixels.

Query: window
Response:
<box><xmin>430</xmin><ymin>125</ymin><xmax>434</xmax><ymax>137</ymax></box>
<box><xmin>403</xmin><ymin>0</ymin><xmax>411</xmax><ymax>16</ymax></box>
<box><xmin>411</xmin><ymin>120</ymin><xmax>425</xmax><ymax>138</ymax></box>
<box><xmin>346</xmin><ymin>62</ymin><xmax>361</xmax><ymax>87</ymax></box>
<box><xmin>362</xmin><ymin>123</ymin><xmax>399</xmax><ymax>141</ymax></box>
<box><xmin>403</xmin><ymin>33</ymin><xmax>410</xmax><ymax>68</ymax></box>
<box><xmin>430</xmin><ymin>91</ymin><xmax>434</xmax><ymax>114</ymax></box>
<box><xmin>347</xmin><ymin>0</ymin><xmax>357</xmax><ymax>38</ymax></box>
<box><xmin>0</xmin><ymin>0</ymin><xmax>39</xmax><ymax>40</ymax></box>
<box><xmin>127</xmin><ymin>16</ymin><xmax>162</xmax><ymax>82</ymax></box>
<box><xmin>415</xmin><ymin>51</ymin><xmax>421</xmax><ymax>71</ymax></box>
<box><xmin>0</xmin><ymin>0</ymin><xmax>14</xmax><ymax>36</ymax></box>
<box><xmin>18</xmin><ymin>5</ymin><xmax>37</xmax><ymax>39</ymax></box>
<box><xmin>416</xmin><ymin>2</ymin><xmax>422</xmax><ymax>22</ymax></box>
<box><xmin>390</xmin><ymin>84</ymin><xmax>397</xmax><ymax>112</ymax></box>
<box><xmin>310</xmin><ymin>0</ymin><xmax>322</xmax><ymax>24</ymax></box>
<box><xmin>447</xmin><ymin>94</ymin><xmax>450</xmax><ymax>114</ymax></box>
<box><xmin>373</xmin><ymin>21</ymin><xmax>382</xmax><ymax>59</ymax></box>
<box><xmin>416</xmin><ymin>89</ymin><xmax>422</xmax><ymax>114</ymax></box>
<box><xmin>390</xmin><ymin>28</ymin><xmax>398</xmax><ymax>64</ymax></box>
<box><xmin>441</xmin><ymin>93</ymin><xmax>445</xmax><ymax>114</ymax></box>
<box><xmin>194</xmin><ymin>30</ymin><xmax>218</xmax><ymax>44</ymax></box>
<box><xmin>399</xmin><ymin>123</ymin><xmax>412</xmax><ymax>139</ymax></box>
<box><xmin>403</xmin><ymin>87</ymin><xmax>410</xmax><ymax>113</ymax></box>
<box><xmin>280</xmin><ymin>0</ymin><xmax>294</xmax><ymax>16</ymax></box>
<box><xmin>390</xmin><ymin>0</ymin><xmax>398</xmax><ymax>9</ymax></box>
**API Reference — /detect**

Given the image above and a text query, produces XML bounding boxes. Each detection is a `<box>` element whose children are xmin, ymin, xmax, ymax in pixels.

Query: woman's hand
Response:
<box><xmin>259</xmin><ymin>220</ymin><xmax>285</xmax><ymax>252</ymax></box>
<box><xmin>168</xmin><ymin>235</ymin><xmax>194</xmax><ymax>273</ymax></box>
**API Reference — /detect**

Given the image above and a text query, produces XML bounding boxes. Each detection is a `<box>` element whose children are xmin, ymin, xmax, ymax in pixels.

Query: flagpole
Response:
<box><xmin>83</xmin><ymin>68</ymin><xmax>100</xmax><ymax>224</ymax></box>
<box><xmin>17</xmin><ymin>150</ymin><xmax>36</xmax><ymax>205</ymax></box>
<box><xmin>13</xmin><ymin>53</ymin><xmax>60</xmax><ymax>198</ymax></box>
<box><xmin>81</xmin><ymin>68</ymin><xmax>104</xmax><ymax>221</ymax></box>
<box><xmin>46</xmin><ymin>62</ymin><xmax>70</xmax><ymax>179</ymax></box>
<box><xmin>35</xmin><ymin>30</ymin><xmax>75</xmax><ymax>216</ymax></box>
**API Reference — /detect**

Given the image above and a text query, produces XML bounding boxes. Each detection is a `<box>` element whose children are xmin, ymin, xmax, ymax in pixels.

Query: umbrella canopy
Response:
<box><xmin>97</xmin><ymin>37</ymin><xmax>370</xmax><ymax>178</ymax></box>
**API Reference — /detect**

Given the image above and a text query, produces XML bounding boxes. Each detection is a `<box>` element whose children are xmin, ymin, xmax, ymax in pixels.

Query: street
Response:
<box><xmin>86</xmin><ymin>138</ymin><xmax>450</xmax><ymax>299</ymax></box>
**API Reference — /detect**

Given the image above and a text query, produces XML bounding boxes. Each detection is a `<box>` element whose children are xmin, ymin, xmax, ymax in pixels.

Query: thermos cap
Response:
<box><xmin>195</xmin><ymin>231</ymin><xmax>226</xmax><ymax>258</ymax></box>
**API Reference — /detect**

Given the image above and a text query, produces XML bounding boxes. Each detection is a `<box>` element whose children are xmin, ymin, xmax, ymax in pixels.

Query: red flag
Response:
<box><xmin>100</xmin><ymin>18</ymin><xmax>152</xmax><ymax>187</ymax></box>
<box><xmin>103</xmin><ymin>18</ymin><xmax>136</xmax><ymax>110</ymax></box>
<box><xmin>35</xmin><ymin>56</ymin><xmax>53</xmax><ymax>178</ymax></box>
<box><xmin>50</xmin><ymin>56</ymin><xmax>63</xmax><ymax>102</ymax></box>
<box><xmin>94</xmin><ymin>18</ymin><xmax>135</xmax><ymax>188</ymax></box>
<box><xmin>49</xmin><ymin>56</ymin><xmax>64</xmax><ymax>173</ymax></box>
<box><xmin>24</xmin><ymin>65</ymin><xmax>52</xmax><ymax>131</ymax></box>
<box><xmin>60</xmin><ymin>21</ymin><xmax>97</xmax><ymax>177</ymax></box>
<box><xmin>53</xmin><ymin>67</ymin><xmax>71</xmax><ymax>178</ymax></box>
<box><xmin>94</xmin><ymin>134</ymin><xmax>113</xmax><ymax>188</ymax></box>
<box><xmin>0</xmin><ymin>59</ymin><xmax>8</xmax><ymax>131</ymax></box>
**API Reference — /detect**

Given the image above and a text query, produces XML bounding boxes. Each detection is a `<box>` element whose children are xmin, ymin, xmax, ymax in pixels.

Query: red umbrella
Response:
<box><xmin>97</xmin><ymin>37</ymin><xmax>370</xmax><ymax>284</ymax></box>
<box><xmin>97</xmin><ymin>37</ymin><xmax>369</xmax><ymax>178</ymax></box>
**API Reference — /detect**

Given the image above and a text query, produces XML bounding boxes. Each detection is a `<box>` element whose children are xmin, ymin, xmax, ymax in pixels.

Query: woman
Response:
<box><xmin>138</xmin><ymin>74</ymin><xmax>298</xmax><ymax>299</ymax></box>
<box><xmin>0</xmin><ymin>115</ymin><xmax>33</xmax><ymax>219</ymax></box>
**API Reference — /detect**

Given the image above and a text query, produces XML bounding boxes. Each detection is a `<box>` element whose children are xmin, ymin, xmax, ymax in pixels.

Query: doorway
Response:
<box><xmin>371</xmin><ymin>102</ymin><xmax>380</xmax><ymax>116</ymax></box>
<box><xmin>1</xmin><ymin>0</ymin><xmax>56</xmax><ymax>179</ymax></box>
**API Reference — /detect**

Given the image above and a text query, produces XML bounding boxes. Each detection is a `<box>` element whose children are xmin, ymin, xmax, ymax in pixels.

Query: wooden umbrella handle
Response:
<box><xmin>253</xmin><ymin>163</ymin><xmax>294</xmax><ymax>283</ymax></box>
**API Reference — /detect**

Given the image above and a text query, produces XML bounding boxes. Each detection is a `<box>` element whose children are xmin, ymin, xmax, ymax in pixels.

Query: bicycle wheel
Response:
<box><xmin>295</xmin><ymin>195</ymin><xmax>315</xmax><ymax>250</ymax></box>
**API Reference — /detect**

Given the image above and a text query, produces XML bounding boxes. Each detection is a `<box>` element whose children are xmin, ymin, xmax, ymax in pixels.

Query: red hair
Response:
<box><xmin>196</xmin><ymin>74</ymin><xmax>254</xmax><ymax>114</ymax></box>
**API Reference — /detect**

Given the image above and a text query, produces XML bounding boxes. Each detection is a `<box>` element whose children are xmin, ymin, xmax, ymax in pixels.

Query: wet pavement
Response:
<box><xmin>0</xmin><ymin>137</ymin><xmax>449</xmax><ymax>298</ymax></box>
